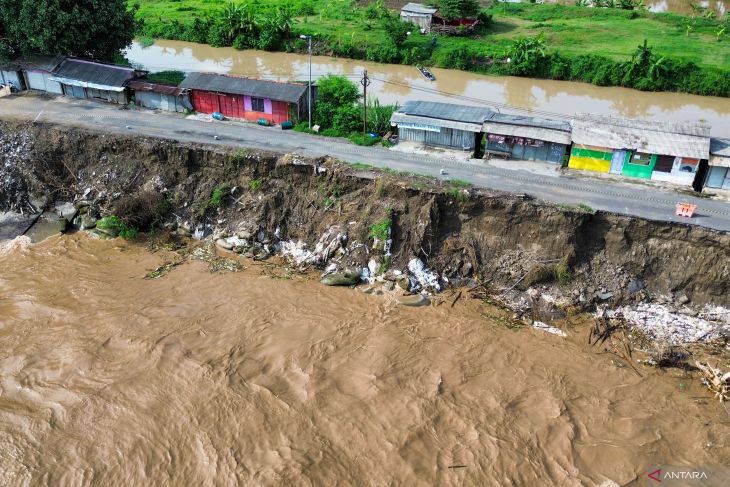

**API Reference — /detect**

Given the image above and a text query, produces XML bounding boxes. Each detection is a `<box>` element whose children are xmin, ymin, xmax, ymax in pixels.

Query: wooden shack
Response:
<box><xmin>180</xmin><ymin>72</ymin><xmax>311</xmax><ymax>124</ymax></box>
<box><xmin>400</xmin><ymin>3</ymin><xmax>438</xmax><ymax>33</ymax></box>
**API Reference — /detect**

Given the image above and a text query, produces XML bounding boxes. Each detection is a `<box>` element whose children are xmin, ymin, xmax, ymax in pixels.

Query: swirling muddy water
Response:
<box><xmin>125</xmin><ymin>40</ymin><xmax>730</xmax><ymax>137</ymax></box>
<box><xmin>1</xmin><ymin>234</ymin><xmax>729</xmax><ymax>485</ymax></box>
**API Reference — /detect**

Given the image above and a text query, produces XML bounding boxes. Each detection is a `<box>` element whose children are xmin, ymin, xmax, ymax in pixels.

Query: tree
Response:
<box><xmin>382</xmin><ymin>14</ymin><xmax>412</xmax><ymax>47</ymax></box>
<box><xmin>317</xmin><ymin>74</ymin><xmax>360</xmax><ymax>106</ymax></box>
<box><xmin>507</xmin><ymin>32</ymin><xmax>547</xmax><ymax>75</ymax></box>
<box><xmin>0</xmin><ymin>0</ymin><xmax>137</xmax><ymax>61</ymax></box>
<box><xmin>438</xmin><ymin>0</ymin><xmax>480</xmax><ymax>20</ymax></box>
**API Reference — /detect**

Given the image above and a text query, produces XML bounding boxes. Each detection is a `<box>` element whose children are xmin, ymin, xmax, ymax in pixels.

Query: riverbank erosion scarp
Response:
<box><xmin>1</xmin><ymin>119</ymin><xmax>728</xmax><ymax>310</ymax></box>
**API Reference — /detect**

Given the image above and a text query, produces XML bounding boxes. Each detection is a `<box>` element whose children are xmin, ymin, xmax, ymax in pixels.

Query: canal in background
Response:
<box><xmin>125</xmin><ymin>40</ymin><xmax>730</xmax><ymax>138</ymax></box>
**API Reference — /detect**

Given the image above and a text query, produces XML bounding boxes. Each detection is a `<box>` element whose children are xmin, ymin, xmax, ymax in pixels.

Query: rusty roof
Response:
<box><xmin>127</xmin><ymin>80</ymin><xmax>184</xmax><ymax>96</ymax></box>
<box><xmin>180</xmin><ymin>72</ymin><xmax>307</xmax><ymax>103</ymax></box>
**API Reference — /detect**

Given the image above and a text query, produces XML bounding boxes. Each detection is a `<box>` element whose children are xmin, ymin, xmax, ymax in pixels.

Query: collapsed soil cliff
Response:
<box><xmin>2</xmin><ymin>120</ymin><xmax>729</xmax><ymax>307</ymax></box>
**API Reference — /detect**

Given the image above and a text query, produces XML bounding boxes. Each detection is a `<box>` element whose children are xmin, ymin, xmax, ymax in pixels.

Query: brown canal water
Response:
<box><xmin>1</xmin><ymin>233</ymin><xmax>729</xmax><ymax>484</ymax></box>
<box><xmin>125</xmin><ymin>40</ymin><xmax>730</xmax><ymax>138</ymax></box>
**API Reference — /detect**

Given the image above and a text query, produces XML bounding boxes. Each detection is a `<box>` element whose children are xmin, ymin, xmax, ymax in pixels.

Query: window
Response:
<box><xmin>654</xmin><ymin>155</ymin><xmax>675</xmax><ymax>173</ymax></box>
<box><xmin>251</xmin><ymin>97</ymin><xmax>265</xmax><ymax>112</ymax></box>
<box><xmin>630</xmin><ymin>152</ymin><xmax>652</xmax><ymax>166</ymax></box>
<box><xmin>678</xmin><ymin>158</ymin><xmax>698</xmax><ymax>173</ymax></box>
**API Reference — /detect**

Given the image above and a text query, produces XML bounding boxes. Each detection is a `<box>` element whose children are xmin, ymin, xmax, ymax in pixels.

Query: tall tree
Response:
<box><xmin>438</xmin><ymin>0</ymin><xmax>480</xmax><ymax>20</ymax></box>
<box><xmin>0</xmin><ymin>0</ymin><xmax>137</xmax><ymax>61</ymax></box>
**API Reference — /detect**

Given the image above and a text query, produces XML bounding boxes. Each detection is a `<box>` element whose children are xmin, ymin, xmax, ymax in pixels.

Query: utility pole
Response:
<box><xmin>300</xmin><ymin>34</ymin><xmax>313</xmax><ymax>129</ymax></box>
<box><xmin>360</xmin><ymin>70</ymin><xmax>370</xmax><ymax>135</ymax></box>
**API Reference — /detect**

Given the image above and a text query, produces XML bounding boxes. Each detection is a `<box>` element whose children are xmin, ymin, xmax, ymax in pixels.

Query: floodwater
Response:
<box><xmin>1</xmin><ymin>233</ymin><xmax>729</xmax><ymax>484</ymax></box>
<box><xmin>125</xmin><ymin>40</ymin><xmax>730</xmax><ymax>137</ymax></box>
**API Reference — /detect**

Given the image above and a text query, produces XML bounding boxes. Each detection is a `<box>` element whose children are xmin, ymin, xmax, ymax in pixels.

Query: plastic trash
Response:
<box><xmin>281</xmin><ymin>121</ymin><xmax>294</xmax><ymax>130</ymax></box>
<box><xmin>257</xmin><ymin>118</ymin><xmax>271</xmax><ymax>126</ymax></box>
<box><xmin>212</xmin><ymin>112</ymin><xmax>223</xmax><ymax>121</ymax></box>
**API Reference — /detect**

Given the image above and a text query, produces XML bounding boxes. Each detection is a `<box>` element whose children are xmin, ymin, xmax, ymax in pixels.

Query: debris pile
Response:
<box><xmin>696</xmin><ymin>361</ymin><xmax>730</xmax><ymax>402</ymax></box>
<box><xmin>599</xmin><ymin>303</ymin><xmax>730</xmax><ymax>344</ymax></box>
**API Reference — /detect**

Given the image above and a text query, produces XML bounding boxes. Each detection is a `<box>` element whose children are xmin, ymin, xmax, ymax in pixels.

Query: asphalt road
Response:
<box><xmin>3</xmin><ymin>94</ymin><xmax>730</xmax><ymax>231</ymax></box>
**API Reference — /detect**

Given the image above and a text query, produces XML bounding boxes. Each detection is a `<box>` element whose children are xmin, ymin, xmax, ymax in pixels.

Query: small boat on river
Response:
<box><xmin>418</xmin><ymin>66</ymin><xmax>436</xmax><ymax>81</ymax></box>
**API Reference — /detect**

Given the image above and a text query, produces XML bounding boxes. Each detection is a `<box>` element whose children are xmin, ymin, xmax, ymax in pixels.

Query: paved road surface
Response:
<box><xmin>2</xmin><ymin>94</ymin><xmax>729</xmax><ymax>231</ymax></box>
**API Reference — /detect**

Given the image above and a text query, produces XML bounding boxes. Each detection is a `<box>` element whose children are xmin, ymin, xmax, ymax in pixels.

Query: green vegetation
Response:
<box><xmin>248</xmin><ymin>177</ymin><xmax>264</xmax><ymax>191</ymax></box>
<box><xmin>146</xmin><ymin>70</ymin><xmax>186</xmax><ymax>85</ymax></box>
<box><xmin>350</xmin><ymin>162</ymin><xmax>378</xmax><ymax>170</ymax></box>
<box><xmin>576</xmin><ymin>203</ymin><xmax>595</xmax><ymax>214</ymax></box>
<box><xmin>449</xmin><ymin>178</ymin><xmax>472</xmax><ymax>188</ymax></box>
<box><xmin>438</xmin><ymin>0</ymin><xmax>480</xmax><ymax>20</ymax></box>
<box><xmin>448</xmin><ymin>187</ymin><xmax>468</xmax><ymax>202</ymax></box>
<box><xmin>130</xmin><ymin>0</ymin><xmax>730</xmax><ymax>96</ymax></box>
<box><xmin>295</xmin><ymin>75</ymin><xmax>398</xmax><ymax>139</ymax></box>
<box><xmin>97</xmin><ymin>215</ymin><xmax>139</xmax><ymax>240</ymax></box>
<box><xmin>554</xmin><ymin>263</ymin><xmax>573</xmax><ymax>284</ymax></box>
<box><xmin>139</xmin><ymin>36</ymin><xmax>155</xmax><ymax>48</ymax></box>
<box><xmin>376</xmin><ymin>255</ymin><xmax>391</xmax><ymax>275</ymax></box>
<box><xmin>349</xmin><ymin>133</ymin><xmax>381</xmax><ymax>146</ymax></box>
<box><xmin>369</xmin><ymin>217</ymin><xmax>392</xmax><ymax>241</ymax></box>
<box><xmin>209</xmin><ymin>185</ymin><xmax>230</xmax><ymax>209</ymax></box>
<box><xmin>1</xmin><ymin>0</ymin><xmax>136</xmax><ymax>61</ymax></box>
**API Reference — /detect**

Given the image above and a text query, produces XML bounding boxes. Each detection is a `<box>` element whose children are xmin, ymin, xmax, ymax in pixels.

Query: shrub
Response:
<box><xmin>97</xmin><ymin>215</ymin><xmax>125</xmax><ymax>232</ymax></box>
<box><xmin>554</xmin><ymin>264</ymin><xmax>573</xmax><ymax>284</ymax></box>
<box><xmin>349</xmin><ymin>133</ymin><xmax>382</xmax><ymax>146</ymax></box>
<box><xmin>449</xmin><ymin>178</ymin><xmax>472</xmax><ymax>188</ymax></box>
<box><xmin>146</xmin><ymin>70</ymin><xmax>186</xmax><ymax>85</ymax></box>
<box><xmin>447</xmin><ymin>188</ymin><xmax>468</xmax><ymax>202</ymax></box>
<box><xmin>376</xmin><ymin>255</ymin><xmax>391</xmax><ymax>274</ymax></box>
<box><xmin>209</xmin><ymin>185</ymin><xmax>230</xmax><ymax>208</ymax></box>
<box><xmin>369</xmin><ymin>218</ymin><xmax>392</xmax><ymax>241</ymax></box>
<box><xmin>248</xmin><ymin>177</ymin><xmax>263</xmax><ymax>191</ymax></box>
<box><xmin>97</xmin><ymin>215</ymin><xmax>139</xmax><ymax>240</ymax></box>
<box><xmin>114</xmin><ymin>191</ymin><xmax>170</xmax><ymax>230</ymax></box>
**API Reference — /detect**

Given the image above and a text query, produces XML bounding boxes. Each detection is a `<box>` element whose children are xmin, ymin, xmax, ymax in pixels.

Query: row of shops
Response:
<box><xmin>389</xmin><ymin>101</ymin><xmax>730</xmax><ymax>194</ymax></box>
<box><xmin>1</xmin><ymin>56</ymin><xmax>313</xmax><ymax>125</ymax></box>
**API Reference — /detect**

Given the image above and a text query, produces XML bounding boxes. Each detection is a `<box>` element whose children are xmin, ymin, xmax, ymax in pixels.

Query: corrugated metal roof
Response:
<box><xmin>391</xmin><ymin>112</ymin><xmax>483</xmax><ymax>132</ymax></box>
<box><xmin>710</xmin><ymin>138</ymin><xmax>730</xmax><ymax>157</ymax></box>
<box><xmin>52</xmin><ymin>58</ymin><xmax>142</xmax><ymax>88</ymax></box>
<box><xmin>401</xmin><ymin>3</ymin><xmax>438</xmax><ymax>14</ymax></box>
<box><xmin>483</xmin><ymin>113</ymin><xmax>571</xmax><ymax>144</ymax></box>
<box><xmin>571</xmin><ymin>114</ymin><xmax>711</xmax><ymax>160</ymax></box>
<box><xmin>180</xmin><ymin>72</ymin><xmax>307</xmax><ymax>103</ymax></box>
<box><xmin>0</xmin><ymin>55</ymin><xmax>64</xmax><ymax>72</ymax></box>
<box><xmin>396</xmin><ymin>100</ymin><xmax>493</xmax><ymax>124</ymax></box>
<box><xmin>127</xmin><ymin>80</ymin><xmax>184</xmax><ymax>96</ymax></box>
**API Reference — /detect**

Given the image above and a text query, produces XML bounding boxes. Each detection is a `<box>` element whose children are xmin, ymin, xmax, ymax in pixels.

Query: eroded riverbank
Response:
<box><xmin>0</xmin><ymin>233</ymin><xmax>729</xmax><ymax>485</ymax></box>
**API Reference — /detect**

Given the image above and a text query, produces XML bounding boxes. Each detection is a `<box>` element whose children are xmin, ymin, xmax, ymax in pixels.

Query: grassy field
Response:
<box><xmin>132</xmin><ymin>0</ymin><xmax>729</xmax><ymax>68</ymax></box>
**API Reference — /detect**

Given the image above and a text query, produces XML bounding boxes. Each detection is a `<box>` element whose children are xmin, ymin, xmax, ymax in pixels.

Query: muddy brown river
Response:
<box><xmin>125</xmin><ymin>40</ymin><xmax>730</xmax><ymax>138</ymax></box>
<box><xmin>1</xmin><ymin>234</ymin><xmax>728</xmax><ymax>485</ymax></box>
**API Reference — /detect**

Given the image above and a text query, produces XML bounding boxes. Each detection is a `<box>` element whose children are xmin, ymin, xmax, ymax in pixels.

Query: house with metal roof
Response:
<box><xmin>0</xmin><ymin>60</ymin><xmax>27</xmax><ymax>91</ymax></box>
<box><xmin>21</xmin><ymin>56</ymin><xmax>65</xmax><ymax>94</ymax></box>
<box><xmin>390</xmin><ymin>101</ymin><xmax>493</xmax><ymax>157</ymax></box>
<box><xmin>569</xmin><ymin>115</ymin><xmax>711</xmax><ymax>189</ymax></box>
<box><xmin>180</xmin><ymin>72</ymin><xmax>311</xmax><ymax>124</ymax></box>
<box><xmin>482</xmin><ymin>113</ymin><xmax>572</xmax><ymax>164</ymax></box>
<box><xmin>706</xmin><ymin>138</ymin><xmax>730</xmax><ymax>192</ymax></box>
<box><xmin>50</xmin><ymin>58</ymin><xmax>146</xmax><ymax>104</ymax></box>
<box><xmin>127</xmin><ymin>80</ymin><xmax>191</xmax><ymax>113</ymax></box>
<box><xmin>400</xmin><ymin>3</ymin><xmax>438</xmax><ymax>32</ymax></box>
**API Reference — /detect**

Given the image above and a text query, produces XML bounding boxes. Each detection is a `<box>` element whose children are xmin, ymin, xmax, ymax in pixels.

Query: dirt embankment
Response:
<box><xmin>1</xmin><ymin>120</ymin><xmax>729</xmax><ymax>307</ymax></box>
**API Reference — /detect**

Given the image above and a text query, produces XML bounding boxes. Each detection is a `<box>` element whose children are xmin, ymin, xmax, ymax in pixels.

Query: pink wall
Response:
<box><xmin>243</xmin><ymin>95</ymin><xmax>273</xmax><ymax>114</ymax></box>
